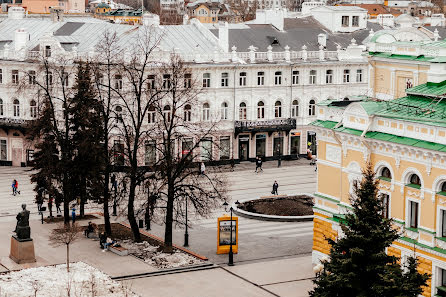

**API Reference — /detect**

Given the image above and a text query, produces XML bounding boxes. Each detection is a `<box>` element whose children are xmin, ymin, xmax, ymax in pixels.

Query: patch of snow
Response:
<box><xmin>0</xmin><ymin>262</ymin><xmax>138</xmax><ymax>297</ymax></box>
<box><xmin>121</xmin><ymin>240</ymin><xmax>204</xmax><ymax>269</ymax></box>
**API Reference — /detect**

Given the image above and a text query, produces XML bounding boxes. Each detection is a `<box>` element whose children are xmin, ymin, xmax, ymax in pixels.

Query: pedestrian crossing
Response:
<box><xmin>191</xmin><ymin>216</ymin><xmax>314</xmax><ymax>239</ymax></box>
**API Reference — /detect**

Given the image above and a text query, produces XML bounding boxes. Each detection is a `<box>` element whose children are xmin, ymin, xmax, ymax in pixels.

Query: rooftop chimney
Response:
<box><xmin>218</xmin><ymin>21</ymin><xmax>228</xmax><ymax>53</ymax></box>
<box><xmin>318</xmin><ymin>33</ymin><xmax>326</xmax><ymax>48</ymax></box>
<box><xmin>8</xmin><ymin>7</ymin><xmax>25</xmax><ymax>19</ymax></box>
<box><xmin>14</xmin><ymin>28</ymin><xmax>29</xmax><ymax>51</ymax></box>
<box><xmin>50</xmin><ymin>8</ymin><xmax>64</xmax><ymax>22</ymax></box>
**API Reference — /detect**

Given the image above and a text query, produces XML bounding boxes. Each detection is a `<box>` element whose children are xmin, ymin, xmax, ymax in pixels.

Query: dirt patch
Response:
<box><xmin>43</xmin><ymin>214</ymin><xmax>98</xmax><ymax>223</ymax></box>
<box><xmin>96</xmin><ymin>223</ymin><xmax>162</xmax><ymax>248</ymax></box>
<box><xmin>238</xmin><ymin>195</ymin><xmax>314</xmax><ymax>216</ymax></box>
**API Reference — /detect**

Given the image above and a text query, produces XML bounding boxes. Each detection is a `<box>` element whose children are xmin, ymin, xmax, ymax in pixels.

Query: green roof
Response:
<box><xmin>311</xmin><ymin>120</ymin><xmax>446</xmax><ymax>152</ymax></box>
<box><xmin>360</xmin><ymin>101</ymin><xmax>385</xmax><ymax>115</ymax></box>
<box><xmin>406</xmin><ymin>80</ymin><xmax>446</xmax><ymax>97</ymax></box>
<box><xmin>368</xmin><ymin>52</ymin><xmax>434</xmax><ymax>62</ymax></box>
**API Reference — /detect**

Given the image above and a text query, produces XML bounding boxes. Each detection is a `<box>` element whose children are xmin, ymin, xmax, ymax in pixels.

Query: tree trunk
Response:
<box><xmin>66</xmin><ymin>244</ymin><xmax>70</xmax><ymax>272</ymax></box>
<box><xmin>63</xmin><ymin>173</ymin><xmax>70</xmax><ymax>225</ymax></box>
<box><xmin>80</xmin><ymin>176</ymin><xmax>86</xmax><ymax>218</ymax></box>
<box><xmin>163</xmin><ymin>184</ymin><xmax>174</xmax><ymax>253</ymax></box>
<box><xmin>103</xmin><ymin>166</ymin><xmax>111</xmax><ymax>236</ymax></box>
<box><xmin>128</xmin><ymin>172</ymin><xmax>141</xmax><ymax>242</ymax></box>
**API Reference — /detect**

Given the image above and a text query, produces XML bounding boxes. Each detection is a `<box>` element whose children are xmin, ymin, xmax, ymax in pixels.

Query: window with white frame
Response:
<box><xmin>220</xmin><ymin>136</ymin><xmax>230</xmax><ymax>159</ymax></box>
<box><xmin>343</xmin><ymin>69</ymin><xmax>350</xmax><ymax>83</ymax></box>
<box><xmin>440</xmin><ymin>209</ymin><xmax>446</xmax><ymax>237</ymax></box>
<box><xmin>184</xmin><ymin>104</ymin><xmax>192</xmax><ymax>122</ymax></box>
<box><xmin>47</xmin><ymin>71</ymin><xmax>53</xmax><ymax>85</ymax></box>
<box><xmin>408</xmin><ymin>173</ymin><xmax>421</xmax><ymax>187</ymax></box>
<box><xmin>45</xmin><ymin>45</ymin><xmax>52</xmax><ymax>57</ymax></box>
<box><xmin>239</xmin><ymin>72</ymin><xmax>247</xmax><ymax>86</ymax></box>
<box><xmin>326</xmin><ymin>70</ymin><xmax>333</xmax><ymax>84</ymax></box>
<box><xmin>184</xmin><ymin>73</ymin><xmax>192</xmax><ymax>88</ymax></box>
<box><xmin>274</xmin><ymin>101</ymin><xmax>282</xmax><ymax>118</ymax></box>
<box><xmin>239</xmin><ymin>102</ymin><xmax>247</xmax><ymax>120</ymax></box>
<box><xmin>257</xmin><ymin>71</ymin><xmax>265</xmax><ymax>86</ymax></box>
<box><xmin>29</xmin><ymin>70</ymin><xmax>36</xmax><ymax>85</ymax></box>
<box><xmin>308</xmin><ymin>99</ymin><xmax>316</xmax><ymax>116</ymax></box>
<box><xmin>114</xmin><ymin>74</ymin><xmax>123</xmax><ymax>90</ymax></box>
<box><xmin>0</xmin><ymin>139</ymin><xmax>6</xmax><ymax>160</ymax></box>
<box><xmin>162</xmin><ymin>74</ymin><xmax>171</xmax><ymax>89</ymax></box>
<box><xmin>148</xmin><ymin>75</ymin><xmax>155</xmax><ymax>89</ymax></box>
<box><xmin>221</xmin><ymin>72</ymin><xmax>228</xmax><ymax>87</ymax></box>
<box><xmin>408</xmin><ymin>200</ymin><xmax>419</xmax><ymax>229</ymax></box>
<box><xmin>30</xmin><ymin>100</ymin><xmax>37</xmax><ymax>118</ymax></box>
<box><xmin>274</xmin><ymin>71</ymin><xmax>282</xmax><ymax>85</ymax></box>
<box><xmin>13</xmin><ymin>99</ymin><xmax>20</xmax><ymax>117</ymax></box>
<box><xmin>352</xmin><ymin>16</ymin><xmax>359</xmax><ymax>27</ymax></box>
<box><xmin>203</xmin><ymin>73</ymin><xmax>211</xmax><ymax>88</ymax></box>
<box><xmin>309</xmin><ymin>70</ymin><xmax>316</xmax><ymax>84</ymax></box>
<box><xmin>202</xmin><ymin>103</ymin><xmax>210</xmax><ymax>121</ymax></box>
<box><xmin>0</xmin><ymin>98</ymin><xmax>3</xmax><ymax>116</ymax></box>
<box><xmin>200</xmin><ymin>137</ymin><xmax>212</xmax><ymax>161</ymax></box>
<box><xmin>292</xmin><ymin>70</ymin><xmax>299</xmax><ymax>85</ymax></box>
<box><xmin>0</xmin><ymin>69</ymin><xmax>2</xmax><ymax>84</ymax></box>
<box><xmin>115</xmin><ymin>105</ymin><xmax>123</xmax><ymax>122</ymax></box>
<box><xmin>148</xmin><ymin>105</ymin><xmax>156</xmax><ymax>123</ymax></box>
<box><xmin>381</xmin><ymin>193</ymin><xmax>390</xmax><ymax>219</ymax></box>
<box><xmin>291</xmin><ymin>100</ymin><xmax>299</xmax><ymax>117</ymax></box>
<box><xmin>163</xmin><ymin>105</ymin><xmax>171</xmax><ymax>122</ymax></box>
<box><xmin>356</xmin><ymin>69</ymin><xmax>363</xmax><ymax>82</ymax></box>
<box><xmin>221</xmin><ymin>102</ymin><xmax>228</xmax><ymax>120</ymax></box>
<box><xmin>63</xmin><ymin>72</ymin><xmax>69</xmax><ymax>87</ymax></box>
<box><xmin>12</xmin><ymin>70</ymin><xmax>19</xmax><ymax>85</ymax></box>
<box><xmin>342</xmin><ymin>15</ymin><xmax>349</xmax><ymax>27</ymax></box>
<box><xmin>436</xmin><ymin>268</ymin><xmax>446</xmax><ymax>296</ymax></box>
<box><xmin>145</xmin><ymin>140</ymin><xmax>156</xmax><ymax>165</ymax></box>
<box><xmin>257</xmin><ymin>101</ymin><xmax>265</xmax><ymax>119</ymax></box>
<box><xmin>380</xmin><ymin>167</ymin><xmax>392</xmax><ymax>179</ymax></box>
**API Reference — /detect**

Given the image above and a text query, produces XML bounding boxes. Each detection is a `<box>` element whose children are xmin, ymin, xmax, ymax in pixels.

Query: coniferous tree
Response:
<box><xmin>310</xmin><ymin>163</ymin><xmax>429</xmax><ymax>297</ymax></box>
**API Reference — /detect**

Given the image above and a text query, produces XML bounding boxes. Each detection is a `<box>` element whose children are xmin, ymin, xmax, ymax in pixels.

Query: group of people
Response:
<box><xmin>11</xmin><ymin>179</ymin><xmax>20</xmax><ymax>196</ymax></box>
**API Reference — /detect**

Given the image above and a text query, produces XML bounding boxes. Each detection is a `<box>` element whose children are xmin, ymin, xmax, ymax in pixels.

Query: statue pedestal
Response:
<box><xmin>9</xmin><ymin>236</ymin><xmax>36</xmax><ymax>264</ymax></box>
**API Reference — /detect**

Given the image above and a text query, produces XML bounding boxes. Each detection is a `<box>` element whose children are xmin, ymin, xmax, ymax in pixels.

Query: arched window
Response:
<box><xmin>184</xmin><ymin>104</ymin><xmax>192</xmax><ymax>122</ymax></box>
<box><xmin>163</xmin><ymin>105</ymin><xmax>171</xmax><ymax>122</ymax></box>
<box><xmin>239</xmin><ymin>102</ymin><xmax>247</xmax><ymax>120</ymax></box>
<box><xmin>115</xmin><ymin>105</ymin><xmax>123</xmax><ymax>121</ymax></box>
<box><xmin>274</xmin><ymin>101</ymin><xmax>282</xmax><ymax>118</ymax></box>
<box><xmin>0</xmin><ymin>98</ymin><xmax>3</xmax><ymax>116</ymax></box>
<box><xmin>291</xmin><ymin>100</ymin><xmax>299</xmax><ymax>117</ymax></box>
<box><xmin>30</xmin><ymin>100</ymin><xmax>37</xmax><ymax>118</ymax></box>
<box><xmin>202</xmin><ymin>103</ymin><xmax>210</xmax><ymax>121</ymax></box>
<box><xmin>148</xmin><ymin>105</ymin><xmax>155</xmax><ymax>123</ymax></box>
<box><xmin>13</xmin><ymin>99</ymin><xmax>20</xmax><ymax>117</ymax></box>
<box><xmin>257</xmin><ymin>101</ymin><xmax>265</xmax><ymax>119</ymax></box>
<box><xmin>308</xmin><ymin>99</ymin><xmax>315</xmax><ymax>116</ymax></box>
<box><xmin>380</xmin><ymin>167</ymin><xmax>392</xmax><ymax>179</ymax></box>
<box><xmin>409</xmin><ymin>174</ymin><xmax>421</xmax><ymax>186</ymax></box>
<box><xmin>221</xmin><ymin>102</ymin><xmax>228</xmax><ymax>120</ymax></box>
<box><xmin>441</xmin><ymin>181</ymin><xmax>446</xmax><ymax>192</ymax></box>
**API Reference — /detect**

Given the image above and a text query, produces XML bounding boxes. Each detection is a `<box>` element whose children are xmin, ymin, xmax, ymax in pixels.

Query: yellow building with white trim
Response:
<box><xmin>312</xmin><ymin>39</ymin><xmax>446</xmax><ymax>296</ymax></box>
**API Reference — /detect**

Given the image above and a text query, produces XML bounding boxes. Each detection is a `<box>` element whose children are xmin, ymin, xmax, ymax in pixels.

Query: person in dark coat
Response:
<box><xmin>272</xmin><ymin>181</ymin><xmax>279</xmax><ymax>195</ymax></box>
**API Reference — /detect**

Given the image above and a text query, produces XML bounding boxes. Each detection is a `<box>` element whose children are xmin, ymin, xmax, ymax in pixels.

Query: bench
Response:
<box><xmin>109</xmin><ymin>245</ymin><xmax>129</xmax><ymax>256</ymax></box>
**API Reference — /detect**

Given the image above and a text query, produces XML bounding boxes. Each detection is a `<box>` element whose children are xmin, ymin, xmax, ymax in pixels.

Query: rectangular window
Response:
<box><xmin>326</xmin><ymin>70</ymin><xmax>333</xmax><ymax>84</ymax></box>
<box><xmin>182</xmin><ymin>138</ymin><xmax>193</xmax><ymax>159</ymax></box>
<box><xmin>62</xmin><ymin>72</ymin><xmax>69</xmax><ymax>87</ymax></box>
<box><xmin>356</xmin><ymin>69</ymin><xmax>363</xmax><ymax>82</ymax></box>
<box><xmin>221</xmin><ymin>72</ymin><xmax>228</xmax><ymax>87</ymax></box>
<box><xmin>115</xmin><ymin>75</ymin><xmax>122</xmax><ymax>90</ymax></box>
<box><xmin>201</xmin><ymin>137</ymin><xmax>212</xmax><ymax>161</ymax></box>
<box><xmin>148</xmin><ymin>75</ymin><xmax>155</xmax><ymax>89</ymax></box>
<box><xmin>292</xmin><ymin>70</ymin><xmax>299</xmax><ymax>85</ymax></box>
<box><xmin>352</xmin><ymin>16</ymin><xmax>359</xmax><ymax>27</ymax></box>
<box><xmin>220</xmin><ymin>136</ymin><xmax>230</xmax><ymax>160</ymax></box>
<box><xmin>257</xmin><ymin>72</ymin><xmax>265</xmax><ymax>86</ymax></box>
<box><xmin>239</xmin><ymin>72</ymin><xmax>247</xmax><ymax>86</ymax></box>
<box><xmin>162</xmin><ymin>74</ymin><xmax>171</xmax><ymax>89</ymax></box>
<box><xmin>382</xmin><ymin>194</ymin><xmax>389</xmax><ymax>219</ymax></box>
<box><xmin>0</xmin><ymin>139</ymin><xmax>6</xmax><ymax>161</ymax></box>
<box><xmin>113</xmin><ymin>140</ymin><xmax>124</xmax><ymax>166</ymax></box>
<box><xmin>12</xmin><ymin>70</ymin><xmax>19</xmax><ymax>85</ymax></box>
<box><xmin>309</xmin><ymin>70</ymin><xmax>317</xmax><ymax>84</ymax></box>
<box><xmin>145</xmin><ymin>140</ymin><xmax>156</xmax><ymax>166</ymax></box>
<box><xmin>442</xmin><ymin>209</ymin><xmax>446</xmax><ymax>237</ymax></box>
<box><xmin>409</xmin><ymin>200</ymin><xmax>418</xmax><ymax>229</ymax></box>
<box><xmin>342</xmin><ymin>15</ymin><xmax>349</xmax><ymax>27</ymax></box>
<box><xmin>184</xmin><ymin>73</ymin><xmax>192</xmax><ymax>88</ymax></box>
<box><xmin>0</xmin><ymin>69</ymin><xmax>3</xmax><ymax>84</ymax></box>
<box><xmin>274</xmin><ymin>71</ymin><xmax>282</xmax><ymax>85</ymax></box>
<box><xmin>343</xmin><ymin>69</ymin><xmax>350</xmax><ymax>83</ymax></box>
<box><xmin>438</xmin><ymin>269</ymin><xmax>446</xmax><ymax>297</ymax></box>
<box><xmin>29</xmin><ymin>70</ymin><xmax>36</xmax><ymax>85</ymax></box>
<box><xmin>45</xmin><ymin>45</ymin><xmax>51</xmax><ymax>58</ymax></box>
<box><xmin>203</xmin><ymin>73</ymin><xmax>211</xmax><ymax>88</ymax></box>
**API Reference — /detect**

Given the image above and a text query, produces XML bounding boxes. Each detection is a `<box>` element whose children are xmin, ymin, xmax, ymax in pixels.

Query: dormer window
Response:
<box><xmin>45</xmin><ymin>45</ymin><xmax>51</xmax><ymax>58</ymax></box>
<box><xmin>271</xmin><ymin>38</ymin><xmax>279</xmax><ymax>45</ymax></box>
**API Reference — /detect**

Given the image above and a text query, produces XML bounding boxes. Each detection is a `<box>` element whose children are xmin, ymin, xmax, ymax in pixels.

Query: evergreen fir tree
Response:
<box><xmin>310</xmin><ymin>163</ymin><xmax>429</xmax><ymax>297</ymax></box>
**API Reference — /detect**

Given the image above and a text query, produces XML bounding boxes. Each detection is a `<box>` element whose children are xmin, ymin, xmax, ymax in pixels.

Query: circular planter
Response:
<box><xmin>232</xmin><ymin>194</ymin><xmax>315</xmax><ymax>222</ymax></box>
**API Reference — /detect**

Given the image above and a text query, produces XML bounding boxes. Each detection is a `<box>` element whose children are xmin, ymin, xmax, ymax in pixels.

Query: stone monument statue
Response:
<box><xmin>14</xmin><ymin>204</ymin><xmax>31</xmax><ymax>240</ymax></box>
<box><xmin>10</xmin><ymin>204</ymin><xmax>35</xmax><ymax>264</ymax></box>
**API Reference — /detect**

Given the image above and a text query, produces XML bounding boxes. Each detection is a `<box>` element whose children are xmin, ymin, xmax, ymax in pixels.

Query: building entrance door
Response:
<box><xmin>256</xmin><ymin>134</ymin><xmax>266</xmax><ymax>157</ymax></box>
<box><xmin>238</xmin><ymin>136</ymin><xmax>249</xmax><ymax>161</ymax></box>
<box><xmin>290</xmin><ymin>133</ymin><xmax>301</xmax><ymax>155</ymax></box>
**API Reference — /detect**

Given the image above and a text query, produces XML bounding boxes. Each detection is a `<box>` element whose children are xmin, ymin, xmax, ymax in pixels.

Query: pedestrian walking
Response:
<box><xmin>255</xmin><ymin>157</ymin><xmax>263</xmax><ymax>173</ymax></box>
<box><xmin>36</xmin><ymin>188</ymin><xmax>44</xmax><ymax>214</ymax></box>
<box><xmin>48</xmin><ymin>196</ymin><xmax>53</xmax><ymax>218</ymax></box>
<box><xmin>230</xmin><ymin>158</ymin><xmax>235</xmax><ymax>172</ymax></box>
<box><xmin>55</xmin><ymin>198</ymin><xmax>62</xmax><ymax>216</ymax></box>
<box><xmin>71</xmin><ymin>206</ymin><xmax>76</xmax><ymax>224</ymax></box>
<box><xmin>200</xmin><ymin>162</ymin><xmax>206</xmax><ymax>175</ymax></box>
<box><xmin>15</xmin><ymin>180</ymin><xmax>20</xmax><ymax>195</ymax></box>
<box><xmin>12</xmin><ymin>179</ymin><xmax>17</xmax><ymax>196</ymax></box>
<box><xmin>111</xmin><ymin>174</ymin><xmax>118</xmax><ymax>193</ymax></box>
<box><xmin>272</xmin><ymin>181</ymin><xmax>279</xmax><ymax>195</ymax></box>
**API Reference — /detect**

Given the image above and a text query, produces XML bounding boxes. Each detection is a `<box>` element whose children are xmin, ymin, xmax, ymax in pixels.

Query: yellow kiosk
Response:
<box><xmin>217</xmin><ymin>215</ymin><xmax>238</xmax><ymax>254</ymax></box>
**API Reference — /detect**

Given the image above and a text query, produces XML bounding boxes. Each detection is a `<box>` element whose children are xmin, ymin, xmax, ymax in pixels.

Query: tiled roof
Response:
<box><xmin>337</xmin><ymin>4</ymin><xmax>394</xmax><ymax>15</ymax></box>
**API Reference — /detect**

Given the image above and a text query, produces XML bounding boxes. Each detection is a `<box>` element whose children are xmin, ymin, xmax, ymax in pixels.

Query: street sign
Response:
<box><xmin>217</xmin><ymin>215</ymin><xmax>238</xmax><ymax>254</ymax></box>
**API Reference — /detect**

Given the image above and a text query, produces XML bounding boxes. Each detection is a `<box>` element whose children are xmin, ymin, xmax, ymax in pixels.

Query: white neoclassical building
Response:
<box><xmin>0</xmin><ymin>8</ymin><xmax>372</xmax><ymax>166</ymax></box>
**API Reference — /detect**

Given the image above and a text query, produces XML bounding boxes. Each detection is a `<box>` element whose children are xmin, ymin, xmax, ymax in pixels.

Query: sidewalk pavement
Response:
<box><xmin>126</xmin><ymin>254</ymin><xmax>314</xmax><ymax>297</ymax></box>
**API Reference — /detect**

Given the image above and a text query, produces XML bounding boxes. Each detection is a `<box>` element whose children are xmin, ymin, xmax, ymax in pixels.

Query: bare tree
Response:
<box><xmin>148</xmin><ymin>55</ymin><xmax>228</xmax><ymax>253</ymax></box>
<box><xmin>49</xmin><ymin>222</ymin><xmax>81</xmax><ymax>272</ymax></box>
<box><xmin>226</xmin><ymin>0</ymin><xmax>264</xmax><ymax>22</ymax></box>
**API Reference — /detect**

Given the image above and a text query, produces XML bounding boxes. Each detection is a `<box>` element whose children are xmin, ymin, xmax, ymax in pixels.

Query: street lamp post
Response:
<box><xmin>223</xmin><ymin>200</ymin><xmax>240</xmax><ymax>266</ymax></box>
<box><xmin>184</xmin><ymin>197</ymin><xmax>189</xmax><ymax>247</ymax></box>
